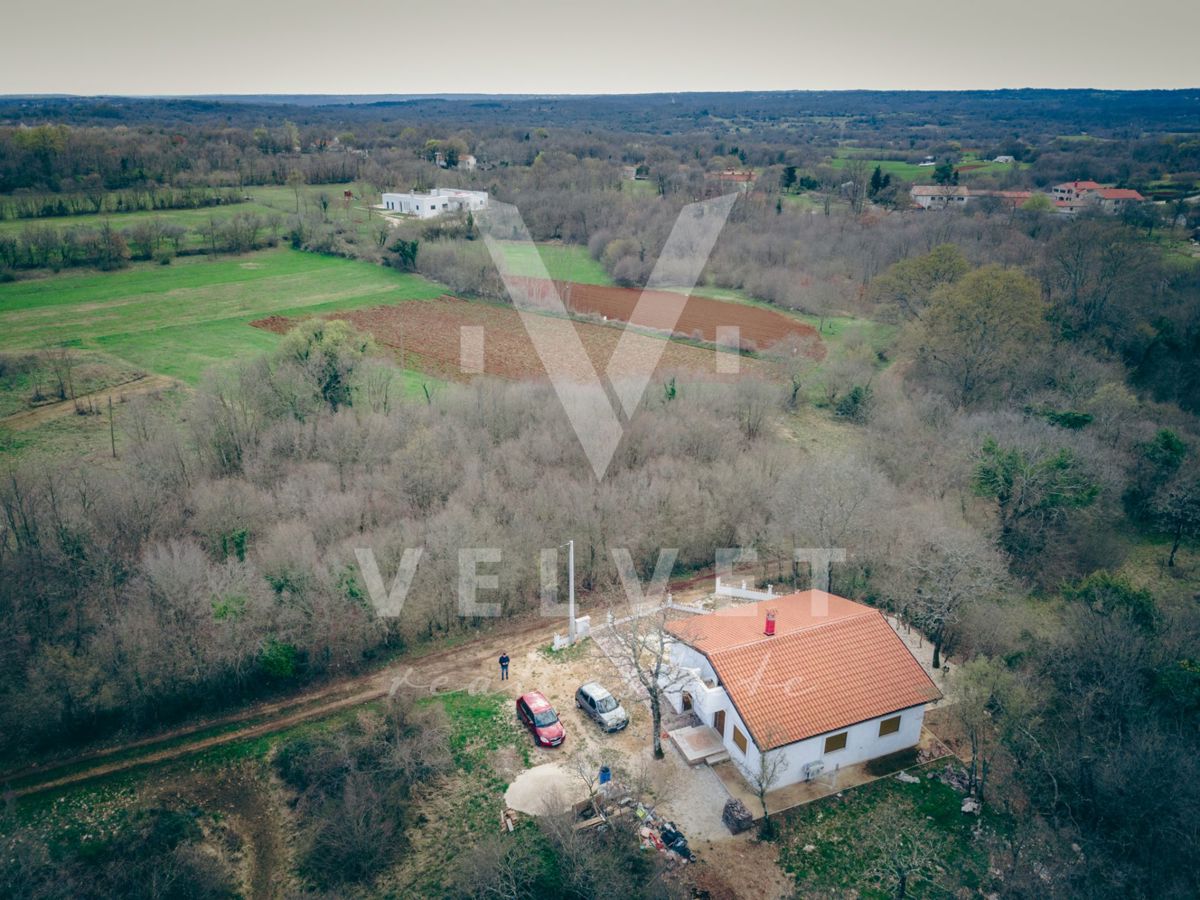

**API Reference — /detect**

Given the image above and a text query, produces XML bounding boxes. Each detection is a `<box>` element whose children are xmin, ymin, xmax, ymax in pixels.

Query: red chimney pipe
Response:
<box><xmin>764</xmin><ymin>610</ymin><xmax>776</xmax><ymax>636</ymax></box>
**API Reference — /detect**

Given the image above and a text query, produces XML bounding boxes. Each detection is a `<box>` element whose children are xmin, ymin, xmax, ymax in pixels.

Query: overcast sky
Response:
<box><xmin>4</xmin><ymin>0</ymin><xmax>1197</xmax><ymax>95</ymax></box>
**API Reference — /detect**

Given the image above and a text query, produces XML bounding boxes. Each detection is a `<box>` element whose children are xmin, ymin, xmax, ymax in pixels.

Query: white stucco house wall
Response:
<box><xmin>662</xmin><ymin>591</ymin><xmax>941</xmax><ymax>789</ymax></box>
<box><xmin>910</xmin><ymin>185</ymin><xmax>972</xmax><ymax>209</ymax></box>
<box><xmin>380</xmin><ymin>188</ymin><xmax>488</xmax><ymax>219</ymax></box>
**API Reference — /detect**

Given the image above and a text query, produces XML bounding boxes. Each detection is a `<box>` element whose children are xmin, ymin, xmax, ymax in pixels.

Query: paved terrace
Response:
<box><xmin>711</xmin><ymin>727</ymin><xmax>953</xmax><ymax>820</ymax></box>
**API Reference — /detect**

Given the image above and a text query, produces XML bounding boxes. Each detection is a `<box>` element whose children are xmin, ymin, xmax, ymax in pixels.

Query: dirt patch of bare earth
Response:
<box><xmin>676</xmin><ymin>833</ymin><xmax>794</xmax><ymax>900</ymax></box>
<box><xmin>149</xmin><ymin>763</ymin><xmax>292</xmax><ymax>900</ymax></box>
<box><xmin>251</xmin><ymin>291</ymin><xmax>821</xmax><ymax>382</ymax></box>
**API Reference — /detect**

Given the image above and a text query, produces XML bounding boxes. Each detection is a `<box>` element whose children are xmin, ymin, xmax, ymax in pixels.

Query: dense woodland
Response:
<box><xmin>1</xmin><ymin>92</ymin><xmax>1199</xmax><ymax>899</ymax></box>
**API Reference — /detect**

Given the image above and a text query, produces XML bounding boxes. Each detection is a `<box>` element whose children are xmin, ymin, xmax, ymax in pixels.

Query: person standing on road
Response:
<box><xmin>499</xmin><ymin>652</ymin><xmax>510</xmax><ymax>681</ymax></box>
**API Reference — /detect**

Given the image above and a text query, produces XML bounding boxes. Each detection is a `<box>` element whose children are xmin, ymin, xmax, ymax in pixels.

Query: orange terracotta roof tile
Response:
<box><xmin>667</xmin><ymin>592</ymin><xmax>942</xmax><ymax>750</ymax></box>
<box><xmin>667</xmin><ymin>590</ymin><xmax>867</xmax><ymax>652</ymax></box>
<box><xmin>1094</xmin><ymin>188</ymin><xmax>1144</xmax><ymax>200</ymax></box>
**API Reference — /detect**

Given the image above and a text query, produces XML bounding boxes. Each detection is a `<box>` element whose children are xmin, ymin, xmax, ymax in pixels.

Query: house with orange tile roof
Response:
<box><xmin>1052</xmin><ymin>180</ymin><xmax>1104</xmax><ymax>203</ymax></box>
<box><xmin>1091</xmin><ymin>187</ymin><xmax>1145</xmax><ymax>213</ymax></box>
<box><xmin>663</xmin><ymin>591</ymin><xmax>941</xmax><ymax>788</ymax></box>
<box><xmin>708</xmin><ymin>169</ymin><xmax>755</xmax><ymax>193</ymax></box>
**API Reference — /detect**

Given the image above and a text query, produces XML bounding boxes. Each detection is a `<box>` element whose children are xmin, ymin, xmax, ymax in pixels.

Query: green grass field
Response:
<box><xmin>828</xmin><ymin>152</ymin><xmax>1027</xmax><ymax>183</ymax></box>
<box><xmin>780</xmin><ymin>192</ymin><xmax>833</xmax><ymax>212</ymax></box>
<box><xmin>827</xmin><ymin>156</ymin><xmax>933</xmax><ymax>182</ymax></box>
<box><xmin>0</xmin><ymin>247</ymin><xmax>446</xmax><ymax>384</ymax></box>
<box><xmin>494</xmin><ymin>240</ymin><xmax>615</xmax><ymax>284</ymax></box>
<box><xmin>621</xmin><ymin>179</ymin><xmax>658</xmax><ymax>197</ymax></box>
<box><xmin>955</xmin><ymin>153</ymin><xmax>1027</xmax><ymax>177</ymax></box>
<box><xmin>778</xmin><ymin>760</ymin><xmax>1003</xmax><ymax>897</ymax></box>
<box><xmin>0</xmin><ymin>183</ymin><xmax>377</xmax><ymax>252</ymax></box>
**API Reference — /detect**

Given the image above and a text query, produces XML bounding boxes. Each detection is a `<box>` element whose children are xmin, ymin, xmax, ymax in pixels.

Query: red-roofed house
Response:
<box><xmin>1092</xmin><ymin>187</ymin><xmax>1145</xmax><ymax>213</ymax></box>
<box><xmin>1052</xmin><ymin>180</ymin><xmax>1103</xmax><ymax>202</ymax></box>
<box><xmin>663</xmin><ymin>591</ymin><xmax>941</xmax><ymax>787</ymax></box>
<box><xmin>709</xmin><ymin>169</ymin><xmax>755</xmax><ymax>193</ymax></box>
<box><xmin>1051</xmin><ymin>181</ymin><xmax>1145</xmax><ymax>215</ymax></box>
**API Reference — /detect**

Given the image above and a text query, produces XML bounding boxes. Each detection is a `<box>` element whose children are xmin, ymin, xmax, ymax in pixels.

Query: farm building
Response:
<box><xmin>380</xmin><ymin>188</ymin><xmax>488</xmax><ymax>219</ymax></box>
<box><xmin>909</xmin><ymin>185</ymin><xmax>971</xmax><ymax>209</ymax></box>
<box><xmin>662</xmin><ymin>591</ymin><xmax>941</xmax><ymax>790</ymax></box>
<box><xmin>910</xmin><ymin>186</ymin><xmax>1034</xmax><ymax>210</ymax></box>
<box><xmin>1090</xmin><ymin>187</ymin><xmax>1145</xmax><ymax>213</ymax></box>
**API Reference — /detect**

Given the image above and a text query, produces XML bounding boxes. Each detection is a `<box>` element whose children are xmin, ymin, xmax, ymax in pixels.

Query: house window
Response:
<box><xmin>824</xmin><ymin>732</ymin><xmax>848</xmax><ymax>753</ymax></box>
<box><xmin>732</xmin><ymin>725</ymin><xmax>748</xmax><ymax>754</ymax></box>
<box><xmin>879</xmin><ymin>715</ymin><xmax>901</xmax><ymax>737</ymax></box>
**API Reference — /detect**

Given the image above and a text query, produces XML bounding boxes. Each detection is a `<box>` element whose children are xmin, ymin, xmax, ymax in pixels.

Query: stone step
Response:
<box><xmin>705</xmin><ymin>751</ymin><xmax>730</xmax><ymax>765</ymax></box>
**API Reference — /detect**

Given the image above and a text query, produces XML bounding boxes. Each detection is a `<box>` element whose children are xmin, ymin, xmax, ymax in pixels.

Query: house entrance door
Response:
<box><xmin>713</xmin><ymin>709</ymin><xmax>726</xmax><ymax>737</ymax></box>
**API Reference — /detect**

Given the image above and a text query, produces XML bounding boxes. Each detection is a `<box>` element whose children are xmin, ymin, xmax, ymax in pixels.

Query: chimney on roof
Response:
<box><xmin>764</xmin><ymin>610</ymin><xmax>777</xmax><ymax>636</ymax></box>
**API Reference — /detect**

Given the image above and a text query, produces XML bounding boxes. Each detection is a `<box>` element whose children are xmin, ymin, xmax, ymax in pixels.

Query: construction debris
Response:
<box><xmin>628</xmin><ymin>802</ymin><xmax>692</xmax><ymax>861</ymax></box>
<box><xmin>721</xmin><ymin>798</ymin><xmax>754</xmax><ymax>834</ymax></box>
<box><xmin>929</xmin><ymin>763</ymin><xmax>972</xmax><ymax>793</ymax></box>
<box><xmin>894</xmin><ymin>771</ymin><xmax>920</xmax><ymax>784</ymax></box>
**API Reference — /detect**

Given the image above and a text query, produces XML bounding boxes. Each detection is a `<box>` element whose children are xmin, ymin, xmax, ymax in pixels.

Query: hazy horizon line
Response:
<box><xmin>4</xmin><ymin>85</ymin><xmax>1200</xmax><ymax>102</ymax></box>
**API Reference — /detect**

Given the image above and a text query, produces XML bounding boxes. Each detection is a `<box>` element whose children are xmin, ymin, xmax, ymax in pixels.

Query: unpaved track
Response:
<box><xmin>4</xmin><ymin>568</ymin><xmax>731</xmax><ymax>798</ymax></box>
<box><xmin>0</xmin><ymin>374</ymin><xmax>178</xmax><ymax>430</ymax></box>
<box><xmin>4</xmin><ymin>616</ymin><xmax>556</xmax><ymax>798</ymax></box>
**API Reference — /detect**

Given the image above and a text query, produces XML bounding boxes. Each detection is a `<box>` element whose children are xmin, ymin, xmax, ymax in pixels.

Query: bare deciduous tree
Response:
<box><xmin>735</xmin><ymin>727</ymin><xmax>790</xmax><ymax>838</ymax></box>
<box><xmin>906</xmin><ymin>526</ymin><xmax>1007</xmax><ymax>668</ymax></box>
<box><xmin>602</xmin><ymin>596</ymin><xmax>690</xmax><ymax>760</ymax></box>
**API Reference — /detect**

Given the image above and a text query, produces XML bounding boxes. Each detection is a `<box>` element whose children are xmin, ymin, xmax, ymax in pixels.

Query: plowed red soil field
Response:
<box><xmin>512</xmin><ymin>277</ymin><xmax>824</xmax><ymax>353</ymax></box>
<box><xmin>252</xmin><ymin>296</ymin><xmax>792</xmax><ymax>381</ymax></box>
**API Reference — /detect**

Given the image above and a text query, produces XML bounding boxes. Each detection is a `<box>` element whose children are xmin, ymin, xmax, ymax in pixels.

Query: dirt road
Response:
<box><xmin>0</xmin><ymin>373</ymin><xmax>178</xmax><ymax>431</ymax></box>
<box><xmin>3</xmin><ymin>566</ymin><xmax>735</xmax><ymax>799</ymax></box>
<box><xmin>3</xmin><ymin>615</ymin><xmax>558</xmax><ymax>798</ymax></box>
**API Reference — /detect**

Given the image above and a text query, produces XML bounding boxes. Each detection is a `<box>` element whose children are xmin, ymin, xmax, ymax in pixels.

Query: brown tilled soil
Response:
<box><xmin>516</xmin><ymin>278</ymin><xmax>826</xmax><ymax>354</ymax></box>
<box><xmin>252</xmin><ymin>296</ymin><xmax>782</xmax><ymax>381</ymax></box>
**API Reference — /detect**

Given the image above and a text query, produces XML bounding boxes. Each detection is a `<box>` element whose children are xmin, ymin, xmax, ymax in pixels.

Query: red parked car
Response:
<box><xmin>516</xmin><ymin>691</ymin><xmax>566</xmax><ymax>747</ymax></box>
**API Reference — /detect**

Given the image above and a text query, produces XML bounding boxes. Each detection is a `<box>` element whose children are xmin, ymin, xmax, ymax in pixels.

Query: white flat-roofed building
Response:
<box><xmin>380</xmin><ymin>188</ymin><xmax>488</xmax><ymax>219</ymax></box>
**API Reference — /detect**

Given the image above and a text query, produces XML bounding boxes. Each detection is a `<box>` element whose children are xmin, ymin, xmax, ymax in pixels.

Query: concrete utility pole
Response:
<box><xmin>567</xmin><ymin>539</ymin><xmax>576</xmax><ymax>644</ymax></box>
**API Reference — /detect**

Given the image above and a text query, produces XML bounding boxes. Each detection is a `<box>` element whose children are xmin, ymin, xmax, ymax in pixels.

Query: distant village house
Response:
<box><xmin>1049</xmin><ymin>181</ymin><xmax>1144</xmax><ymax>214</ymax></box>
<box><xmin>710</xmin><ymin>169</ymin><xmax>755</xmax><ymax>192</ymax></box>
<box><xmin>911</xmin><ymin>180</ymin><xmax>1142</xmax><ymax>215</ymax></box>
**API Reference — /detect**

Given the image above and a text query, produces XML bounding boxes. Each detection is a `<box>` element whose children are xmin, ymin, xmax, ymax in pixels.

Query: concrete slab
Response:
<box><xmin>668</xmin><ymin>724</ymin><xmax>726</xmax><ymax>765</ymax></box>
<box><xmin>651</xmin><ymin>744</ymin><xmax>735</xmax><ymax>845</ymax></box>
